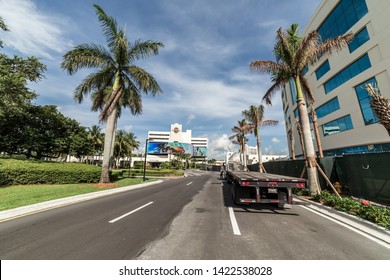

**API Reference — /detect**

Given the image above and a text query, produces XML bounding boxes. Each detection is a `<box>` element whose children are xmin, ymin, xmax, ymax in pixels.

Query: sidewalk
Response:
<box><xmin>294</xmin><ymin>196</ymin><xmax>390</xmax><ymax>249</ymax></box>
<box><xmin>0</xmin><ymin>179</ymin><xmax>163</xmax><ymax>222</ymax></box>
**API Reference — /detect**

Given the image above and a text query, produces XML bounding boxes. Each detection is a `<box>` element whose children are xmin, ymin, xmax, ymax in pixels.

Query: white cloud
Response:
<box><xmin>187</xmin><ymin>113</ymin><xmax>196</xmax><ymax>124</ymax></box>
<box><xmin>271</xmin><ymin>137</ymin><xmax>280</xmax><ymax>143</ymax></box>
<box><xmin>0</xmin><ymin>0</ymin><xmax>73</xmax><ymax>59</ymax></box>
<box><xmin>207</xmin><ymin>134</ymin><xmax>235</xmax><ymax>160</ymax></box>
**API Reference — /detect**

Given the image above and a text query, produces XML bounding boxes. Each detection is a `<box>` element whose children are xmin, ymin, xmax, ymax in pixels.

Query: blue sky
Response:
<box><xmin>0</xmin><ymin>0</ymin><xmax>321</xmax><ymax>159</ymax></box>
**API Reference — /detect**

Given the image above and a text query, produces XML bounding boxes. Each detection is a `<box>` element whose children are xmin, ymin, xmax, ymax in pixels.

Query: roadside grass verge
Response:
<box><xmin>0</xmin><ymin>177</ymin><xmax>155</xmax><ymax>211</ymax></box>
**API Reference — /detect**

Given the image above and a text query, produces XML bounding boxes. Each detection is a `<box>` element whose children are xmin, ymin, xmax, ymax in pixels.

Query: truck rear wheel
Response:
<box><xmin>231</xmin><ymin>183</ymin><xmax>248</xmax><ymax>205</ymax></box>
<box><xmin>278</xmin><ymin>190</ymin><xmax>288</xmax><ymax>209</ymax></box>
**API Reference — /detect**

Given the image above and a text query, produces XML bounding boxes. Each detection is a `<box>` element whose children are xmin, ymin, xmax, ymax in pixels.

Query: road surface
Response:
<box><xmin>0</xmin><ymin>170</ymin><xmax>389</xmax><ymax>259</ymax></box>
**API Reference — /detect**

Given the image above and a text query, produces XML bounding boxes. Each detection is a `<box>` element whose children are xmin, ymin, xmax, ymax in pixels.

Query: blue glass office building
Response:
<box><xmin>282</xmin><ymin>0</ymin><xmax>390</xmax><ymax>157</ymax></box>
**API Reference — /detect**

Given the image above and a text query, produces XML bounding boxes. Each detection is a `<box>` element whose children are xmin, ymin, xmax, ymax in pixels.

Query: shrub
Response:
<box><xmin>318</xmin><ymin>191</ymin><xmax>390</xmax><ymax>229</ymax></box>
<box><xmin>0</xmin><ymin>158</ymin><xmax>100</xmax><ymax>185</ymax></box>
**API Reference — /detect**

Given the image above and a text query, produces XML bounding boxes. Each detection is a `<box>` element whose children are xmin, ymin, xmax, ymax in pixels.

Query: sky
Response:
<box><xmin>0</xmin><ymin>0</ymin><xmax>322</xmax><ymax>160</ymax></box>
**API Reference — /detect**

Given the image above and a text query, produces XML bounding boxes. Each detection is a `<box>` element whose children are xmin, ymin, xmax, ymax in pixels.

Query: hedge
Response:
<box><xmin>0</xmin><ymin>158</ymin><xmax>101</xmax><ymax>185</ymax></box>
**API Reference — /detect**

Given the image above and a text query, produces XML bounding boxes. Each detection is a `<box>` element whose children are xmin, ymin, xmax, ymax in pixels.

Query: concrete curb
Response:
<box><xmin>0</xmin><ymin>180</ymin><xmax>163</xmax><ymax>222</ymax></box>
<box><xmin>294</xmin><ymin>196</ymin><xmax>390</xmax><ymax>247</ymax></box>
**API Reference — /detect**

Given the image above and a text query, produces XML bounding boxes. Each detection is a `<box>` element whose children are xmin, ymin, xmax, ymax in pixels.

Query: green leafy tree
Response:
<box><xmin>250</xmin><ymin>24</ymin><xmax>352</xmax><ymax>195</ymax></box>
<box><xmin>0</xmin><ymin>54</ymin><xmax>46</xmax><ymax>115</ymax></box>
<box><xmin>0</xmin><ymin>15</ymin><xmax>9</xmax><ymax>48</ymax></box>
<box><xmin>61</xmin><ymin>4</ymin><xmax>163</xmax><ymax>183</ymax></box>
<box><xmin>242</xmin><ymin>104</ymin><xmax>278</xmax><ymax>172</ymax></box>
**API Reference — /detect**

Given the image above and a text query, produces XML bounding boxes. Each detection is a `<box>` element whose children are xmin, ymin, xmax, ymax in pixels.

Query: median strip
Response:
<box><xmin>109</xmin><ymin>201</ymin><xmax>154</xmax><ymax>223</ymax></box>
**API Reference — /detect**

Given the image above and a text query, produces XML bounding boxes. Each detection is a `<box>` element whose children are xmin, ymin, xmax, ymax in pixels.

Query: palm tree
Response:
<box><xmin>113</xmin><ymin>130</ymin><xmax>140</xmax><ymax>168</ymax></box>
<box><xmin>61</xmin><ymin>4</ymin><xmax>163</xmax><ymax>183</ymax></box>
<box><xmin>0</xmin><ymin>16</ymin><xmax>9</xmax><ymax>48</ymax></box>
<box><xmin>308</xmin><ymin>103</ymin><xmax>324</xmax><ymax>157</ymax></box>
<box><xmin>242</xmin><ymin>104</ymin><xmax>278</xmax><ymax>172</ymax></box>
<box><xmin>365</xmin><ymin>83</ymin><xmax>390</xmax><ymax>135</ymax></box>
<box><xmin>114</xmin><ymin>130</ymin><xmax>140</xmax><ymax>167</ymax></box>
<box><xmin>229</xmin><ymin>119</ymin><xmax>254</xmax><ymax>171</ymax></box>
<box><xmin>250</xmin><ymin>24</ymin><xmax>352</xmax><ymax>195</ymax></box>
<box><xmin>87</xmin><ymin>125</ymin><xmax>104</xmax><ymax>164</ymax></box>
<box><xmin>295</xmin><ymin>119</ymin><xmax>306</xmax><ymax>158</ymax></box>
<box><xmin>287</xmin><ymin>126</ymin><xmax>296</xmax><ymax>160</ymax></box>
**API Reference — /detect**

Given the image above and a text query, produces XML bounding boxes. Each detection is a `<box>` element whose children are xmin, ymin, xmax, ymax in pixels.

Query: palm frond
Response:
<box><xmin>93</xmin><ymin>4</ymin><xmax>119</xmax><ymax>53</ymax></box>
<box><xmin>299</xmin><ymin>75</ymin><xmax>315</xmax><ymax>104</ymax></box>
<box><xmin>74</xmin><ymin>67</ymin><xmax>115</xmax><ymax>103</ymax></box>
<box><xmin>249</xmin><ymin>60</ymin><xmax>283</xmax><ymax>75</ymax></box>
<box><xmin>128</xmin><ymin>40</ymin><xmax>164</xmax><ymax>62</ymax></box>
<box><xmin>121</xmin><ymin>82</ymin><xmax>143</xmax><ymax>115</ymax></box>
<box><xmin>61</xmin><ymin>43</ymin><xmax>114</xmax><ymax>74</ymax></box>
<box><xmin>295</xmin><ymin>30</ymin><xmax>320</xmax><ymax>71</ymax></box>
<box><xmin>262</xmin><ymin>81</ymin><xmax>284</xmax><ymax>106</ymax></box>
<box><xmin>99</xmin><ymin>86</ymin><xmax>123</xmax><ymax>122</ymax></box>
<box><xmin>125</xmin><ymin>65</ymin><xmax>163</xmax><ymax>96</ymax></box>
<box><xmin>314</xmin><ymin>32</ymin><xmax>354</xmax><ymax>59</ymax></box>
<box><xmin>260</xmin><ymin>120</ymin><xmax>279</xmax><ymax>126</ymax></box>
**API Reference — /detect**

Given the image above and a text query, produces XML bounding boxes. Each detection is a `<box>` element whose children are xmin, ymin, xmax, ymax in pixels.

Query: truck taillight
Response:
<box><xmin>241</xmin><ymin>182</ymin><xmax>250</xmax><ymax>186</ymax></box>
<box><xmin>296</xmin><ymin>183</ymin><xmax>305</xmax><ymax>188</ymax></box>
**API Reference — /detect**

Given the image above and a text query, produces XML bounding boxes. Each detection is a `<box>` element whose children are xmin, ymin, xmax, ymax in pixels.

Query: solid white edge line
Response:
<box><xmin>228</xmin><ymin>207</ymin><xmax>241</xmax><ymax>236</ymax></box>
<box><xmin>109</xmin><ymin>201</ymin><xmax>154</xmax><ymax>223</ymax></box>
<box><xmin>186</xmin><ymin>182</ymin><xmax>193</xmax><ymax>186</ymax></box>
<box><xmin>299</xmin><ymin>205</ymin><xmax>390</xmax><ymax>250</ymax></box>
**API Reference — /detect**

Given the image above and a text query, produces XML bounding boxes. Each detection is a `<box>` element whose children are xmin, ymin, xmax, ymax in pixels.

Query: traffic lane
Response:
<box><xmin>138</xmin><ymin>172</ymin><xmax>236</xmax><ymax>260</ymax></box>
<box><xmin>0</xmin><ymin>174</ymin><xmax>210</xmax><ymax>259</ymax></box>
<box><xmin>225</xmin><ymin>187</ymin><xmax>390</xmax><ymax>259</ymax></box>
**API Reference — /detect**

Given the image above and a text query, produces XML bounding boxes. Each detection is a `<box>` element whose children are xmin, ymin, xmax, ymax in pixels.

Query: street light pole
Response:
<box><xmin>143</xmin><ymin>139</ymin><xmax>149</xmax><ymax>181</ymax></box>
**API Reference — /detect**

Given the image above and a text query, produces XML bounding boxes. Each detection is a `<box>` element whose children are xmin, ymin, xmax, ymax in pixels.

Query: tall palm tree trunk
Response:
<box><xmin>295</xmin><ymin>76</ymin><xmax>320</xmax><ymax>195</ymax></box>
<box><xmin>100</xmin><ymin>108</ymin><xmax>117</xmax><ymax>183</ymax></box>
<box><xmin>256</xmin><ymin>128</ymin><xmax>263</xmax><ymax>172</ymax></box>
<box><xmin>310</xmin><ymin>109</ymin><xmax>324</xmax><ymax>157</ymax></box>
<box><xmin>296</xmin><ymin>120</ymin><xmax>306</xmax><ymax>158</ymax></box>
<box><xmin>288</xmin><ymin>129</ymin><xmax>296</xmax><ymax>160</ymax></box>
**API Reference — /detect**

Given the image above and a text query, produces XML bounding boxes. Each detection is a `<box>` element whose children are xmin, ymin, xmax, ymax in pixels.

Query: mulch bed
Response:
<box><xmin>91</xmin><ymin>183</ymin><xmax>117</xmax><ymax>189</ymax></box>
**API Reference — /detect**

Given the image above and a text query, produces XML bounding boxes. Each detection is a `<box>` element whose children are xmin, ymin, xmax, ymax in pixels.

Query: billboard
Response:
<box><xmin>194</xmin><ymin>147</ymin><xmax>207</xmax><ymax>157</ymax></box>
<box><xmin>147</xmin><ymin>142</ymin><xmax>194</xmax><ymax>155</ymax></box>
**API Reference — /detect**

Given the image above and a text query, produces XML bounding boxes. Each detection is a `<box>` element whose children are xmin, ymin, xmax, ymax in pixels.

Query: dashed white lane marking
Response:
<box><xmin>228</xmin><ymin>207</ymin><xmax>241</xmax><ymax>236</ymax></box>
<box><xmin>186</xmin><ymin>182</ymin><xmax>193</xmax><ymax>186</ymax></box>
<box><xmin>109</xmin><ymin>202</ymin><xmax>154</xmax><ymax>223</ymax></box>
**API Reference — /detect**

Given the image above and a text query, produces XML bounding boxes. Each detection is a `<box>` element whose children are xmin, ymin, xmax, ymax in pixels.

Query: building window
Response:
<box><xmin>289</xmin><ymin>79</ymin><xmax>297</xmax><ymax>104</ymax></box>
<box><xmin>317</xmin><ymin>0</ymin><xmax>368</xmax><ymax>41</ymax></box>
<box><xmin>323</xmin><ymin>143</ymin><xmax>390</xmax><ymax>156</ymax></box>
<box><xmin>315</xmin><ymin>97</ymin><xmax>340</xmax><ymax>118</ymax></box>
<box><xmin>315</xmin><ymin>60</ymin><xmax>330</xmax><ymax>80</ymax></box>
<box><xmin>354</xmin><ymin>77</ymin><xmax>379</xmax><ymax>125</ymax></box>
<box><xmin>349</xmin><ymin>27</ymin><xmax>370</xmax><ymax>53</ymax></box>
<box><xmin>324</xmin><ymin>53</ymin><xmax>371</xmax><ymax>94</ymax></box>
<box><xmin>323</xmin><ymin>115</ymin><xmax>353</xmax><ymax>136</ymax></box>
<box><xmin>302</xmin><ymin>64</ymin><xmax>309</xmax><ymax>76</ymax></box>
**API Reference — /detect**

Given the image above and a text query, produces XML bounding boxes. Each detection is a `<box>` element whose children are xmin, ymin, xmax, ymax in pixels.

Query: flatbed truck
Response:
<box><xmin>225</xmin><ymin>168</ymin><xmax>306</xmax><ymax>209</ymax></box>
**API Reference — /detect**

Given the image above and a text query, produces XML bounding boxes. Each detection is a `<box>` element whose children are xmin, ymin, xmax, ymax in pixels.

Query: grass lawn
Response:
<box><xmin>0</xmin><ymin>177</ymin><xmax>155</xmax><ymax>211</ymax></box>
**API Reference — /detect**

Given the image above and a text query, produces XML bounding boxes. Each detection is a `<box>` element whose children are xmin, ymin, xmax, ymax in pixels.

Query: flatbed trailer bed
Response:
<box><xmin>226</xmin><ymin>170</ymin><xmax>306</xmax><ymax>208</ymax></box>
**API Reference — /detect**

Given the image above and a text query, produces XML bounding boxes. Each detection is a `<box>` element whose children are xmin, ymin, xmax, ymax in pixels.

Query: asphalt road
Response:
<box><xmin>0</xmin><ymin>171</ymin><xmax>207</xmax><ymax>259</ymax></box>
<box><xmin>1</xmin><ymin>170</ymin><xmax>389</xmax><ymax>260</ymax></box>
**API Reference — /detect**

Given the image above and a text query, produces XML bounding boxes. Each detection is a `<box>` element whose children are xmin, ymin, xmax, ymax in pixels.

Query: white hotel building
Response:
<box><xmin>283</xmin><ymin>0</ymin><xmax>390</xmax><ymax>157</ymax></box>
<box><xmin>146</xmin><ymin>123</ymin><xmax>208</xmax><ymax>165</ymax></box>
